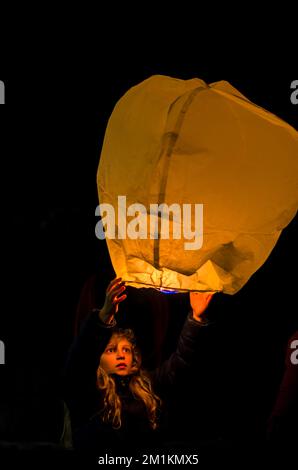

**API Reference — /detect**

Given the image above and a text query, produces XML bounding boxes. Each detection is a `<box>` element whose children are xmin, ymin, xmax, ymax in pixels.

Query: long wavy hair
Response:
<box><xmin>96</xmin><ymin>329</ymin><xmax>162</xmax><ymax>430</ymax></box>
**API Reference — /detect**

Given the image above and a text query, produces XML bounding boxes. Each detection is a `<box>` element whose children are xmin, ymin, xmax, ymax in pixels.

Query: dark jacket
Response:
<box><xmin>64</xmin><ymin>309</ymin><xmax>211</xmax><ymax>452</ymax></box>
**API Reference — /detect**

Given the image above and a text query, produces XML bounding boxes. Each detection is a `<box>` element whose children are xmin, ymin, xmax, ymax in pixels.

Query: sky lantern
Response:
<box><xmin>97</xmin><ymin>75</ymin><xmax>298</xmax><ymax>294</ymax></box>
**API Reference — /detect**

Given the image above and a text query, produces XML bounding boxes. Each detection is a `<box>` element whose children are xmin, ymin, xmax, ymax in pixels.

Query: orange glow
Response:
<box><xmin>97</xmin><ymin>76</ymin><xmax>298</xmax><ymax>294</ymax></box>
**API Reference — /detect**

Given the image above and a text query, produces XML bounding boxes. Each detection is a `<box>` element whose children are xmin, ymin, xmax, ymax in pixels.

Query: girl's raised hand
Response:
<box><xmin>99</xmin><ymin>277</ymin><xmax>127</xmax><ymax>324</ymax></box>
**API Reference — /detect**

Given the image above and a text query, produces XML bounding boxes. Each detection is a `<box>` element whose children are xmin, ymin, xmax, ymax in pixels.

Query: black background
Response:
<box><xmin>0</xmin><ymin>45</ymin><xmax>297</xmax><ymax>466</ymax></box>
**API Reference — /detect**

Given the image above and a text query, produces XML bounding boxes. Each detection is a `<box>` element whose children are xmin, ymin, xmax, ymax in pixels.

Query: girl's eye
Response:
<box><xmin>124</xmin><ymin>347</ymin><xmax>131</xmax><ymax>353</ymax></box>
<box><xmin>106</xmin><ymin>348</ymin><xmax>115</xmax><ymax>353</ymax></box>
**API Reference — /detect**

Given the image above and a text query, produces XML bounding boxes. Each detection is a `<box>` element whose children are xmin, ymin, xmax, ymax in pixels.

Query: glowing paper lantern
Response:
<box><xmin>97</xmin><ymin>75</ymin><xmax>298</xmax><ymax>294</ymax></box>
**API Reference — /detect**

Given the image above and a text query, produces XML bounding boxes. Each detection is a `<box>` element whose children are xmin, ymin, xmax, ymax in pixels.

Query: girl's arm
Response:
<box><xmin>150</xmin><ymin>292</ymin><xmax>215</xmax><ymax>392</ymax></box>
<box><xmin>63</xmin><ymin>278</ymin><xmax>127</xmax><ymax>425</ymax></box>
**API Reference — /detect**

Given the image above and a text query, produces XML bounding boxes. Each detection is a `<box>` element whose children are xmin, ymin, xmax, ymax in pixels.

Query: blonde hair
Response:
<box><xmin>96</xmin><ymin>329</ymin><xmax>162</xmax><ymax>430</ymax></box>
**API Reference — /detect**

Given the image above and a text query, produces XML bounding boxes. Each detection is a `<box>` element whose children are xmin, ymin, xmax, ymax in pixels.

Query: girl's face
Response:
<box><xmin>100</xmin><ymin>334</ymin><xmax>134</xmax><ymax>376</ymax></box>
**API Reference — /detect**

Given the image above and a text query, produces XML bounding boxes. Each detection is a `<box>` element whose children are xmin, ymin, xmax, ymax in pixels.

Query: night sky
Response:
<box><xmin>0</xmin><ymin>47</ymin><xmax>297</xmax><ymax>465</ymax></box>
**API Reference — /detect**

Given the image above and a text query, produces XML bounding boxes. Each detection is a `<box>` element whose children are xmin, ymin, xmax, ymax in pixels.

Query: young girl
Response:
<box><xmin>64</xmin><ymin>278</ymin><xmax>214</xmax><ymax>452</ymax></box>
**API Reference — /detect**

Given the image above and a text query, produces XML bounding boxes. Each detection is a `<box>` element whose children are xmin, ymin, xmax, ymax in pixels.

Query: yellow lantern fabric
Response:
<box><xmin>97</xmin><ymin>75</ymin><xmax>298</xmax><ymax>294</ymax></box>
